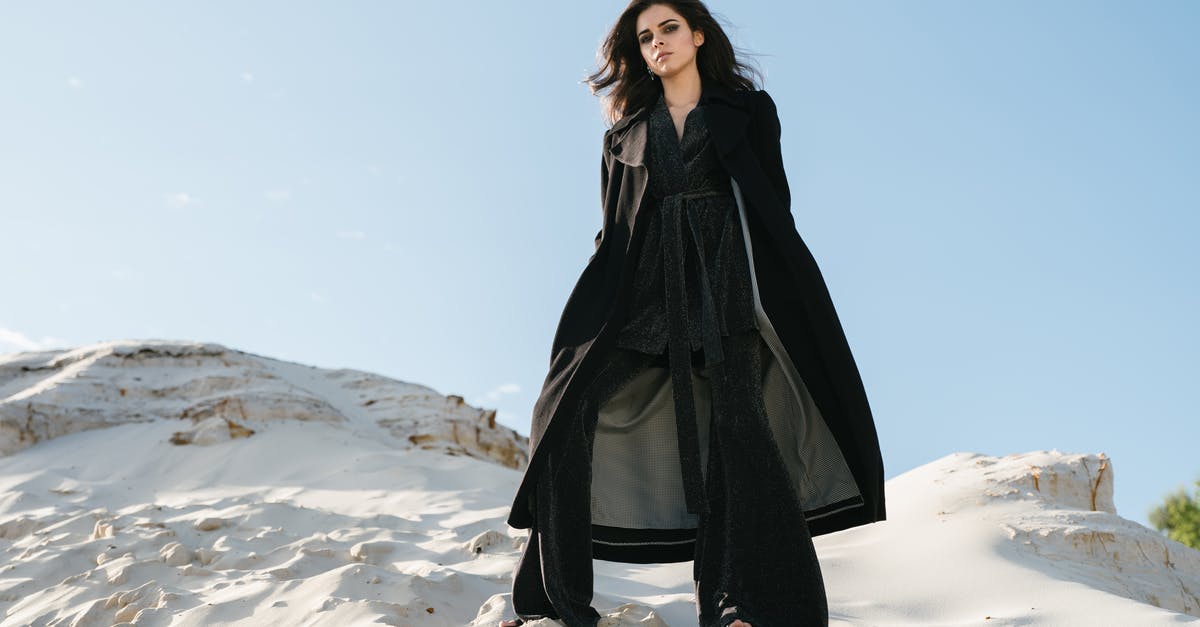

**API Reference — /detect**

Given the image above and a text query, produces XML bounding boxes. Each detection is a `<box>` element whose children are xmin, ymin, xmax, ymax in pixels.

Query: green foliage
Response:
<box><xmin>1149</xmin><ymin>478</ymin><xmax>1200</xmax><ymax>550</ymax></box>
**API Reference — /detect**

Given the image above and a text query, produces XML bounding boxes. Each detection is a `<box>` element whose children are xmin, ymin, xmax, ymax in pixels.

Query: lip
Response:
<box><xmin>655</xmin><ymin>52</ymin><xmax>672</xmax><ymax>63</ymax></box>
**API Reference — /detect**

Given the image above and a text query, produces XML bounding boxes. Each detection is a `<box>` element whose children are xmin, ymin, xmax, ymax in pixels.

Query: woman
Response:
<box><xmin>502</xmin><ymin>2</ymin><xmax>886</xmax><ymax>626</ymax></box>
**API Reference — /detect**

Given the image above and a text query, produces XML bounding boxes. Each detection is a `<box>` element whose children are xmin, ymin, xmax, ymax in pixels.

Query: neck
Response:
<box><xmin>660</xmin><ymin>65</ymin><xmax>702</xmax><ymax>110</ymax></box>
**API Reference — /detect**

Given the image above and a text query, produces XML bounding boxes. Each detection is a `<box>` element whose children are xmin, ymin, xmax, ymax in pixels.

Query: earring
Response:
<box><xmin>647</xmin><ymin>65</ymin><xmax>656</xmax><ymax>81</ymax></box>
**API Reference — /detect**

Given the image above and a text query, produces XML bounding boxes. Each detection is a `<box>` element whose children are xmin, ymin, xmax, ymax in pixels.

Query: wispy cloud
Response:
<box><xmin>0</xmin><ymin>327</ymin><xmax>71</xmax><ymax>355</ymax></box>
<box><xmin>241</xmin><ymin>71</ymin><xmax>254</xmax><ymax>83</ymax></box>
<box><xmin>474</xmin><ymin>383</ymin><xmax>522</xmax><ymax>406</ymax></box>
<box><xmin>165</xmin><ymin>192</ymin><xmax>201</xmax><ymax>209</ymax></box>
<box><xmin>264</xmin><ymin>189</ymin><xmax>291</xmax><ymax>203</ymax></box>
<box><xmin>336</xmin><ymin>230</ymin><xmax>366</xmax><ymax>240</ymax></box>
<box><xmin>109</xmin><ymin>266</ymin><xmax>143</xmax><ymax>281</ymax></box>
<box><xmin>309</xmin><ymin>291</ymin><xmax>326</xmax><ymax>303</ymax></box>
<box><xmin>66</xmin><ymin>76</ymin><xmax>83</xmax><ymax>89</ymax></box>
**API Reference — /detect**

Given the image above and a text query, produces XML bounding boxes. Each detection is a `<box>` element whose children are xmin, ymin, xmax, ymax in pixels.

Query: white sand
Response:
<box><xmin>1</xmin><ymin>340</ymin><xmax>1197</xmax><ymax>626</ymax></box>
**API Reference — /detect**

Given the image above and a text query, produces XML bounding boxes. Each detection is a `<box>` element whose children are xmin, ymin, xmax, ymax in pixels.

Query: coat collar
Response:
<box><xmin>606</xmin><ymin>79</ymin><xmax>751</xmax><ymax>167</ymax></box>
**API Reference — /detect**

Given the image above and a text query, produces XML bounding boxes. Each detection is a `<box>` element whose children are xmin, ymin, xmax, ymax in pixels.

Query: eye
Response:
<box><xmin>665</xmin><ymin>24</ymin><xmax>677</xmax><ymax>32</ymax></box>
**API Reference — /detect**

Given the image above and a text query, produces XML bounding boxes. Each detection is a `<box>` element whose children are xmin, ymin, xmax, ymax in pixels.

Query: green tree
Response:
<box><xmin>1149</xmin><ymin>478</ymin><xmax>1200</xmax><ymax>550</ymax></box>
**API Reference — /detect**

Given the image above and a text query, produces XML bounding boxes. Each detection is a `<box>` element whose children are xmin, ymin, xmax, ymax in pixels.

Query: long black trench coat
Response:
<box><xmin>507</xmin><ymin>80</ymin><xmax>885</xmax><ymax>543</ymax></box>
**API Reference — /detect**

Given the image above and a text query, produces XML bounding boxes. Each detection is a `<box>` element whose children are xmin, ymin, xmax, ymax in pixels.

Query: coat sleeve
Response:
<box><xmin>753</xmin><ymin>90</ymin><xmax>792</xmax><ymax>213</ymax></box>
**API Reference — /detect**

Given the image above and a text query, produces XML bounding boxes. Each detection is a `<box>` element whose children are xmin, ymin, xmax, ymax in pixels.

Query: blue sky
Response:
<box><xmin>1</xmin><ymin>1</ymin><xmax>1196</xmax><ymax>529</ymax></box>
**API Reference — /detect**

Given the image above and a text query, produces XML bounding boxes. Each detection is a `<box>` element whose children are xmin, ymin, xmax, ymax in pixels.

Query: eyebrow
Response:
<box><xmin>637</xmin><ymin>18</ymin><xmax>679</xmax><ymax>37</ymax></box>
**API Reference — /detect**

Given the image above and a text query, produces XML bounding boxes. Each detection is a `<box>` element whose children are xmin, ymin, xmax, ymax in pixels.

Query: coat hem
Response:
<box><xmin>591</xmin><ymin>523</ymin><xmax>697</xmax><ymax>563</ymax></box>
<box><xmin>806</xmin><ymin>498</ymin><xmax>885</xmax><ymax>537</ymax></box>
<box><xmin>584</xmin><ymin>494</ymin><xmax>886</xmax><ymax>565</ymax></box>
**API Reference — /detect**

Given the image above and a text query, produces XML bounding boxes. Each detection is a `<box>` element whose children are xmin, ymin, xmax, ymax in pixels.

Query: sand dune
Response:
<box><xmin>1</xmin><ymin>340</ymin><xmax>1196</xmax><ymax>626</ymax></box>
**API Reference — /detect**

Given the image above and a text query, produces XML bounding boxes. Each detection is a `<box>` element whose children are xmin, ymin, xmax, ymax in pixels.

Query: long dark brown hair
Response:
<box><xmin>586</xmin><ymin>0</ymin><xmax>763</xmax><ymax>126</ymax></box>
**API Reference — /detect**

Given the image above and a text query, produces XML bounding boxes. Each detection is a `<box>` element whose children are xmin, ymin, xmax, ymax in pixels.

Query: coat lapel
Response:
<box><xmin>606</xmin><ymin>80</ymin><xmax>751</xmax><ymax>167</ymax></box>
<box><xmin>608</xmin><ymin>110</ymin><xmax>648</xmax><ymax>167</ymax></box>
<box><xmin>698</xmin><ymin>81</ymin><xmax>751</xmax><ymax>157</ymax></box>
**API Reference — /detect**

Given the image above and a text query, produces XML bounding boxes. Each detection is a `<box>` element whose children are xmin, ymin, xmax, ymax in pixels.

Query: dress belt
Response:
<box><xmin>660</xmin><ymin>187</ymin><xmax>728</xmax><ymax>518</ymax></box>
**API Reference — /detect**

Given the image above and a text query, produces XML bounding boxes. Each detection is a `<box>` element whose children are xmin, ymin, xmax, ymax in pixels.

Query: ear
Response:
<box><xmin>694</xmin><ymin>30</ymin><xmax>704</xmax><ymax>47</ymax></box>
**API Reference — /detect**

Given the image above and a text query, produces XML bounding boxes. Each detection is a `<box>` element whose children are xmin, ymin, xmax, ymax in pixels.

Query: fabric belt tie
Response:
<box><xmin>660</xmin><ymin>187</ymin><xmax>727</xmax><ymax>517</ymax></box>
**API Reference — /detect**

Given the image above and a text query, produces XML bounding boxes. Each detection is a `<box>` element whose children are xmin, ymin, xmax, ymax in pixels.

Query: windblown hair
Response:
<box><xmin>585</xmin><ymin>0</ymin><xmax>763</xmax><ymax>126</ymax></box>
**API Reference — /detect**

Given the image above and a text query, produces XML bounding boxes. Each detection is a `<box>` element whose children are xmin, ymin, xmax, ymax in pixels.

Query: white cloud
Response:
<box><xmin>336</xmin><ymin>230</ymin><xmax>366</xmax><ymax>240</ymax></box>
<box><xmin>494</xmin><ymin>383</ymin><xmax>521</xmax><ymax>395</ymax></box>
<box><xmin>0</xmin><ymin>327</ymin><xmax>71</xmax><ymax>355</ymax></box>
<box><xmin>309</xmin><ymin>291</ymin><xmax>326</xmax><ymax>303</ymax></box>
<box><xmin>67</xmin><ymin>76</ymin><xmax>83</xmax><ymax>89</ymax></box>
<box><xmin>264</xmin><ymin>189</ymin><xmax>291</xmax><ymax>203</ymax></box>
<box><xmin>474</xmin><ymin>382</ymin><xmax>522</xmax><ymax>405</ymax></box>
<box><xmin>109</xmin><ymin>266</ymin><xmax>143</xmax><ymax>281</ymax></box>
<box><xmin>241</xmin><ymin>71</ymin><xmax>254</xmax><ymax>83</ymax></box>
<box><xmin>165</xmin><ymin>192</ymin><xmax>201</xmax><ymax>209</ymax></box>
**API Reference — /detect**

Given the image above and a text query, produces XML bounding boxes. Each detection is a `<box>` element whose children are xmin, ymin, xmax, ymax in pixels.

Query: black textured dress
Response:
<box><xmin>510</xmin><ymin>92</ymin><xmax>829</xmax><ymax>627</ymax></box>
<box><xmin>615</xmin><ymin>91</ymin><xmax>760</xmax><ymax>360</ymax></box>
<box><xmin>611</xmin><ymin>91</ymin><xmax>761</xmax><ymax>525</ymax></box>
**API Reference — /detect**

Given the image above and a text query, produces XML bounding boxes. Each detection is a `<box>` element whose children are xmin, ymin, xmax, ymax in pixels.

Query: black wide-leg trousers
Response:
<box><xmin>510</xmin><ymin>330</ymin><xmax>829</xmax><ymax>626</ymax></box>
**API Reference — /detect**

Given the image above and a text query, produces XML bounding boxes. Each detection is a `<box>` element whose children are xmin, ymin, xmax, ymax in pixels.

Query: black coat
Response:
<box><xmin>507</xmin><ymin>80</ymin><xmax>885</xmax><ymax>538</ymax></box>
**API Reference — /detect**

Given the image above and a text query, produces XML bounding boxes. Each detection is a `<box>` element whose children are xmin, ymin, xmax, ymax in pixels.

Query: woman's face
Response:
<box><xmin>636</xmin><ymin>4</ymin><xmax>704</xmax><ymax>81</ymax></box>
